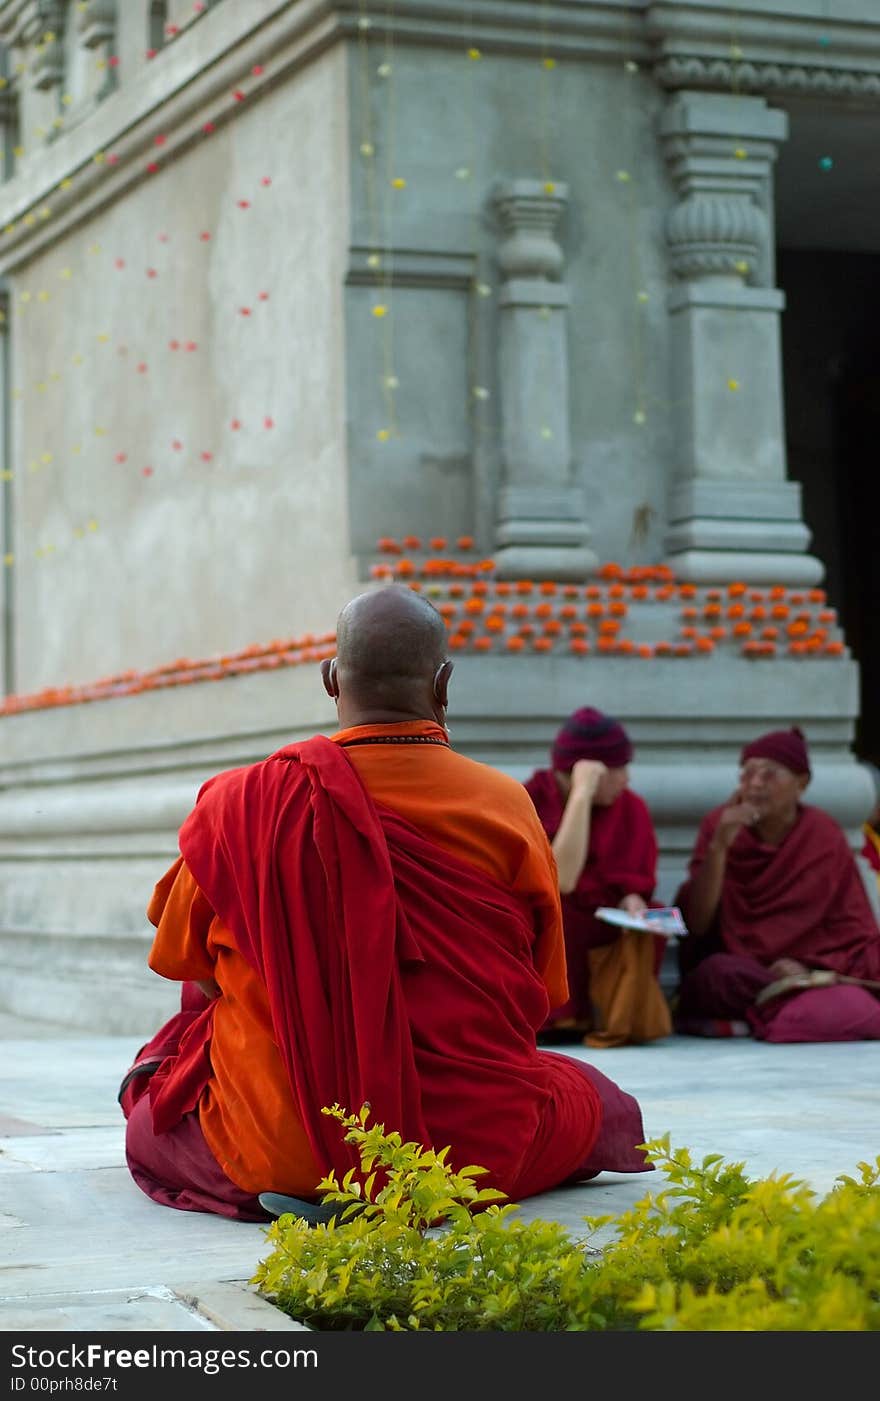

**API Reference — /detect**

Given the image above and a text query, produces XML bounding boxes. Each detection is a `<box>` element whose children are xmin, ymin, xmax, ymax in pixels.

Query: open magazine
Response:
<box><xmin>595</xmin><ymin>905</ymin><xmax>689</xmax><ymax>938</ymax></box>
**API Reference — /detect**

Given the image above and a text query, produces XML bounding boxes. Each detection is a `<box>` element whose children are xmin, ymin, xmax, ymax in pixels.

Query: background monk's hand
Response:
<box><xmin>620</xmin><ymin>892</ymin><xmax>648</xmax><ymax>917</ymax></box>
<box><xmin>569</xmin><ymin>758</ymin><xmax>606</xmax><ymax>797</ymax></box>
<box><xmin>769</xmin><ymin>957</ymin><xmax>810</xmax><ymax>979</ymax></box>
<box><xmin>711</xmin><ymin>790</ymin><xmax>759</xmax><ymax>852</ymax></box>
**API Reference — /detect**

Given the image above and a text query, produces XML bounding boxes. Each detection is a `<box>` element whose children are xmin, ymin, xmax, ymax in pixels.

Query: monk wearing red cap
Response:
<box><xmin>675</xmin><ymin>727</ymin><xmax>880</xmax><ymax>1042</ymax></box>
<box><xmin>119</xmin><ymin>588</ymin><xmax>653</xmax><ymax>1221</ymax></box>
<box><xmin>524</xmin><ymin>707</ymin><xmax>672</xmax><ymax>1048</ymax></box>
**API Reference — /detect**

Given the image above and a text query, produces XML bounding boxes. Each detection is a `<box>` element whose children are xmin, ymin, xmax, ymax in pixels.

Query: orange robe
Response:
<box><xmin>147</xmin><ymin>720</ymin><xmax>570</xmax><ymax>1196</ymax></box>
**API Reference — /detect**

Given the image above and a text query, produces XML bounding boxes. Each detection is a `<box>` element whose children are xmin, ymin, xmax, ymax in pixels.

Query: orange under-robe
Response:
<box><xmin>147</xmin><ymin>720</ymin><xmax>569</xmax><ymax>1195</ymax></box>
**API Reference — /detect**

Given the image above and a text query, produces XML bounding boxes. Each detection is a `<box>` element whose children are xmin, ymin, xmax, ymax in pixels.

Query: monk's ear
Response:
<box><xmin>796</xmin><ymin>773</ymin><xmax>810</xmax><ymax>797</ymax></box>
<box><xmin>321</xmin><ymin>657</ymin><xmax>339</xmax><ymax>699</ymax></box>
<box><xmin>433</xmin><ymin>658</ymin><xmax>453</xmax><ymax>709</ymax></box>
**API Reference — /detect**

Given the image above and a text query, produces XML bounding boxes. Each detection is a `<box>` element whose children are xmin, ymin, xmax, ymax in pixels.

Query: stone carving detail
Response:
<box><xmin>76</xmin><ymin>0</ymin><xmax>116</xmax><ymax>50</ymax></box>
<box><xmin>655</xmin><ymin>56</ymin><xmax>880</xmax><ymax>102</ymax></box>
<box><xmin>495</xmin><ymin>187</ymin><xmax>566</xmax><ymax>281</ymax></box>
<box><xmin>30</xmin><ymin>1</ymin><xmax>65</xmax><ymax>91</ymax></box>
<box><xmin>666</xmin><ymin>194</ymin><xmax>764</xmax><ymax>279</ymax></box>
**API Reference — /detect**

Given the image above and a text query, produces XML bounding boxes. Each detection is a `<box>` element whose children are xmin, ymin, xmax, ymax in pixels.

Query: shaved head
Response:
<box><xmin>324</xmin><ymin>585</ymin><xmax>452</xmax><ymax>725</ymax></box>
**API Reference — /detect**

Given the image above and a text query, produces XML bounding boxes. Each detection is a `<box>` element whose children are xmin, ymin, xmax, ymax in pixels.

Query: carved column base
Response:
<box><xmin>664</xmin><ymin>480</ymin><xmax>824</xmax><ymax>585</ymax></box>
<box><xmin>494</xmin><ymin>486</ymin><xmax>598</xmax><ymax>581</ymax></box>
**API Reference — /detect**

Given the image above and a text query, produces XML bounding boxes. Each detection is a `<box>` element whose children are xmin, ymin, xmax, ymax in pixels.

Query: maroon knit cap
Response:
<box><xmin>740</xmin><ymin>726</ymin><xmax>811</xmax><ymax>777</ymax></box>
<box><xmin>551</xmin><ymin>707</ymin><xmax>633</xmax><ymax>772</ymax></box>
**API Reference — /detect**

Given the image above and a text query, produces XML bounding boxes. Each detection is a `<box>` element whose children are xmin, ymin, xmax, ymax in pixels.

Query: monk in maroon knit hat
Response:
<box><xmin>524</xmin><ymin>707</ymin><xmax>671</xmax><ymax>1048</ymax></box>
<box><xmin>675</xmin><ymin>725</ymin><xmax>880</xmax><ymax>1042</ymax></box>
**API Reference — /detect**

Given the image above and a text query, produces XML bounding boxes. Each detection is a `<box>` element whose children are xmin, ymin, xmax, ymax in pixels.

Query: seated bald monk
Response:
<box><xmin>119</xmin><ymin>586</ymin><xmax>653</xmax><ymax>1222</ymax></box>
<box><xmin>675</xmin><ymin>726</ymin><xmax>880</xmax><ymax>1043</ymax></box>
<box><xmin>524</xmin><ymin>707</ymin><xmax>671</xmax><ymax>1049</ymax></box>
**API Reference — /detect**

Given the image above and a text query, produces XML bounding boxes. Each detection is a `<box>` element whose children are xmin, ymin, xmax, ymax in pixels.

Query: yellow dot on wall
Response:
<box><xmin>52</xmin><ymin>117</ymin><xmax>63</xmax><ymax>129</ymax></box>
<box><xmin>455</xmin><ymin>166</ymin><xmax>471</xmax><ymax>180</ymax></box>
<box><xmin>0</xmin><ymin>78</ymin><xmax>5</xmax><ymax>90</ymax></box>
<box><xmin>377</xmin><ymin>63</ymin><xmax>391</xmax><ymax>78</ymax></box>
<box><xmin>391</xmin><ymin>176</ymin><xmax>406</xmax><ymax>189</ymax></box>
<box><xmin>71</xmin><ymin>353</ymin><xmax>83</xmax><ymax>365</ymax></box>
<box><xmin>540</xmin><ymin>426</ymin><xmax>554</xmax><ymax>440</ymax></box>
<box><xmin>13</xmin><ymin>145</ymin><xmax>24</xmax><ymax>157</ymax></box>
<box><xmin>4</xmin><ymin>224</ymin><xmax>15</xmax><ymax>234</ymax></box>
<box><xmin>41</xmin><ymin>452</ymin><xmax>53</xmax><ymax>464</ymax></box>
<box><xmin>58</xmin><ymin>267</ymin><xmax>72</xmax><ymax>279</ymax></box>
<box><xmin>731</xmin><ymin>45</ymin><xmax>744</xmax><ymax>60</ymax></box>
<box><xmin>467</xmin><ymin>47</ymin><xmax>482</xmax><ymax>60</ymax></box>
<box><xmin>476</xmin><ymin>282</ymin><xmax>492</xmax><ymax>298</ymax></box>
<box><xmin>615</xmin><ymin>170</ymin><xmax>631</xmax><ymax>182</ymax></box>
<box><xmin>376</xmin><ymin>428</ymin><xmax>390</xmax><ymax>441</ymax></box>
<box><xmin>734</xmin><ymin>260</ymin><xmax>750</xmax><ymax>274</ymax></box>
<box><xmin>0</xmin><ymin>470</ymin><xmax>12</xmax><ymax>481</ymax></box>
<box><xmin>727</xmin><ymin>378</ymin><xmax>740</xmax><ymax>391</ymax></box>
<box><xmin>37</xmin><ymin>290</ymin><xmax>50</xmax><ymax>302</ymax></box>
<box><xmin>87</xmin><ymin>519</ymin><xmax>98</xmax><ymax>531</ymax></box>
<box><xmin>94</xmin><ymin>425</ymin><xmax>107</xmax><ymax>436</ymax></box>
<box><xmin>23</xmin><ymin>214</ymin><xmax>36</xmax><ymax>227</ymax></box>
<box><xmin>14</xmin><ymin>64</ymin><xmax>25</xmax><ymax>75</ymax></box>
<box><xmin>36</xmin><ymin>383</ymin><xmax>47</xmax><ymax>394</ymax></box>
<box><xmin>734</xmin><ymin>146</ymin><xmax>748</xmax><ymax>160</ymax></box>
<box><xmin>372</xmin><ymin>304</ymin><xmax>387</xmax><ymax>318</ymax></box>
<box><xmin>20</xmin><ymin>291</ymin><xmax>32</xmax><ymax>303</ymax></box>
<box><xmin>93</xmin><ymin>152</ymin><xmax>105</xmax><ymax>164</ymax></box>
<box><xmin>62</xmin><ymin>93</ymin><xmax>73</xmax><ymax>105</ymax></box>
<box><xmin>543</xmin><ymin>181</ymin><xmax>556</xmax><ymax>195</ymax></box>
<box><xmin>637</xmin><ymin>290</ymin><xmax>650</xmax><ymax>303</ymax></box>
<box><xmin>473</xmin><ymin>386</ymin><xmax>490</xmax><ymax>400</ymax></box>
<box><xmin>72</xmin><ymin>444</ymin><xmax>82</xmax><ymax>455</ymax></box>
<box><xmin>39</xmin><ymin>207</ymin><xmax>52</xmax><ymax>221</ymax></box>
<box><xmin>97</xmin><ymin>333</ymin><xmax>110</xmax><ymax>343</ymax></box>
<box><xmin>384</xmin><ymin>374</ymin><xmax>399</xmax><ymax>389</ymax></box>
<box><xmin>3</xmin><ymin>554</ymin><xmax>14</xmax><ymax>566</ymax></box>
<box><xmin>359</xmin><ymin>142</ymin><xmax>374</xmax><ymax>157</ymax></box>
<box><xmin>366</xmin><ymin>253</ymin><xmax>381</xmax><ymax>269</ymax></box>
<box><xmin>633</xmin><ymin>409</ymin><xmax>647</xmax><ymax>425</ymax></box>
<box><xmin>542</xmin><ymin>57</ymin><xmax>556</xmax><ymax>70</ymax></box>
<box><xmin>623</xmin><ymin>60</ymin><xmax>639</xmax><ymax>74</ymax></box>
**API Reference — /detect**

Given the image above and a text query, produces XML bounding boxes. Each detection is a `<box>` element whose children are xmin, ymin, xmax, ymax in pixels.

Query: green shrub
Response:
<box><xmin>252</xmin><ymin>1103</ymin><xmax>880</xmax><ymax>1331</ymax></box>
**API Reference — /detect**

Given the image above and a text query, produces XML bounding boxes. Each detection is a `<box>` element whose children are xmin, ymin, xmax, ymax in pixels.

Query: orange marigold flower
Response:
<box><xmin>395</xmin><ymin>559</ymin><xmax>416</xmax><ymax>576</ymax></box>
<box><xmin>539</xmin><ymin>581</ymin><xmax>557</xmax><ymax>595</ymax></box>
<box><xmin>542</xmin><ymin>620</ymin><xmax>562</xmax><ymax>636</ymax></box>
<box><xmin>630</xmin><ymin>585</ymin><xmax>649</xmax><ymax>600</ymax></box>
<box><xmin>515</xmin><ymin>580</ymin><xmax>534</xmax><ymax>594</ymax></box>
<box><xmin>824</xmin><ymin>641</ymin><xmax>844</xmax><ymax>656</ymax></box>
<box><xmin>732</xmin><ymin>621</ymin><xmax>752</xmax><ymax>637</ymax></box>
<box><xmin>448</xmin><ymin>633</ymin><xmax>468</xmax><ymax>650</ymax></box>
<box><xmin>608</xmin><ymin>583</ymin><xmax>626</xmax><ymax>599</ymax></box>
<box><xmin>472</xmin><ymin>636</ymin><xmax>493</xmax><ymax>652</ymax></box>
<box><xmin>708</xmin><ymin>626</ymin><xmax>727</xmax><ymax>641</ymax></box>
<box><xmin>585</xmin><ymin>585</ymin><xmax>603</xmax><ymax>599</ymax></box>
<box><xmin>789</xmin><ymin>593</ymin><xmax>805</xmax><ymax>605</ymax></box>
<box><xmin>402</xmin><ymin>535</ymin><xmax>421</xmax><ymax>550</ymax></box>
<box><xmin>476</xmin><ymin>558</ymin><xmax>496</xmax><ymax>572</ymax></box>
<box><xmin>769</xmin><ymin>586</ymin><xmax>787</xmax><ymax>600</ymax></box>
<box><xmin>495</xmin><ymin>582</ymin><xmax>512</xmax><ymax>596</ymax></box>
<box><xmin>559</xmin><ymin>604</ymin><xmax>578</xmax><ymax>620</ymax></box>
<box><xmin>511</xmin><ymin>603</ymin><xmax>530</xmax><ymax>618</ymax></box>
<box><xmin>787</xmin><ymin>620</ymin><xmax>809</xmax><ymax>636</ymax></box>
<box><xmin>598</xmin><ymin>562</ymin><xmax>624</xmax><ymax>578</ymax></box>
<box><xmin>695</xmin><ymin>637</ymin><xmax>715</xmax><ymax>653</ymax></box>
<box><xmin>448</xmin><ymin>583</ymin><xmax>464</xmax><ymax>598</ymax></box>
<box><xmin>377</xmin><ymin>536</ymin><xmax>401</xmax><ymax>553</ymax></box>
<box><xmin>654</xmin><ymin>585</ymin><xmax>675</xmax><ymax>601</ymax></box>
<box><xmin>587</xmin><ymin>602</ymin><xmax>605</xmax><ymax>618</ymax></box>
<box><xmin>569</xmin><ymin>639</ymin><xmax>590</xmax><ymax>656</ymax></box>
<box><xmin>616</xmin><ymin>638</ymin><xmax>635</xmax><ymax>654</ymax></box>
<box><xmin>818</xmin><ymin>609</ymin><xmax>836</xmax><ymax>623</ymax></box>
<box><xmin>761</xmin><ymin>626</ymin><xmax>779</xmax><ymax>641</ymax></box>
<box><xmin>703</xmin><ymin>603</ymin><xmax>722</xmax><ymax>618</ymax></box>
<box><xmin>534</xmin><ymin>602</ymin><xmax>554</xmax><ymax>618</ymax></box>
<box><xmin>681</xmin><ymin>606</ymin><xmax>699</xmax><ymax>620</ymax></box>
<box><xmin>457</xmin><ymin>619</ymin><xmax>475</xmax><ymax>635</ymax></box>
<box><xmin>727</xmin><ymin>603</ymin><xmax>746</xmax><ymax>618</ymax></box>
<box><xmin>488</xmin><ymin>602</ymin><xmax>507</xmax><ymax>616</ymax></box>
<box><xmin>533</xmin><ymin>637</ymin><xmax>554</xmax><ymax>652</ymax></box>
<box><xmin>609</xmin><ymin>601</ymin><xmax>628</xmax><ymax>617</ymax></box>
<box><xmin>485</xmin><ymin>615</ymin><xmax>505</xmax><ymax>632</ymax></box>
<box><xmin>673</xmin><ymin>643</ymin><xmax>693</xmax><ymax>657</ymax></box>
<box><xmin>517</xmin><ymin>623</ymin><xmax>535</xmax><ymax>637</ymax></box>
<box><xmin>750</xmin><ymin>605</ymin><xmax>767</xmax><ymax>621</ymax></box>
<box><xmin>569</xmin><ymin>622</ymin><xmax>589</xmax><ymax>637</ymax></box>
<box><xmin>597</xmin><ymin>636</ymin><xmax>617</xmax><ymax>653</ymax></box>
<box><xmin>598</xmin><ymin>619</ymin><xmax>621</xmax><ymax>635</ymax></box>
<box><xmin>727</xmin><ymin>581</ymin><xmax>747</xmax><ymax>596</ymax></box>
<box><xmin>770</xmin><ymin>604</ymin><xmax>790</xmax><ymax>619</ymax></box>
<box><xmin>637</xmin><ymin>644</ymin><xmax>654</xmax><ymax>658</ymax></box>
<box><xmin>679</xmin><ymin>584</ymin><xmax>697</xmax><ymax>599</ymax></box>
<box><xmin>808</xmin><ymin>589</ymin><xmax>827</xmax><ymax>604</ymax></box>
<box><xmin>788</xmin><ymin>640</ymin><xmax>808</xmax><ymax>656</ymax></box>
<box><xmin>749</xmin><ymin>591</ymin><xmax>766</xmax><ymax>603</ymax></box>
<box><xmin>370</xmin><ymin>563</ymin><xmax>393</xmax><ymax>579</ymax></box>
<box><xmin>805</xmin><ymin>635</ymin><xmax>823</xmax><ymax>652</ymax></box>
<box><xmin>429</xmin><ymin>536</ymin><xmax>447</xmax><ymax>550</ymax></box>
<box><xmin>562</xmin><ymin>585</ymin><xmax>580</xmax><ymax>598</ymax></box>
<box><xmin>457</xmin><ymin>535</ymin><xmax>475</xmax><ymax>550</ymax></box>
<box><xmin>655</xmin><ymin>641</ymin><xmax>673</xmax><ymax>655</ymax></box>
<box><xmin>470</xmin><ymin>580</ymin><xmax>490</xmax><ymax>596</ymax></box>
<box><xmin>506</xmin><ymin>636</ymin><xmax>525</xmax><ymax>652</ymax></box>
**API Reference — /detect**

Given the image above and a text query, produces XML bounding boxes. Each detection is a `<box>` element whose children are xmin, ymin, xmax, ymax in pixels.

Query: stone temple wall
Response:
<box><xmin>0</xmin><ymin>1</ymin><xmax>878</xmax><ymax>1029</ymax></box>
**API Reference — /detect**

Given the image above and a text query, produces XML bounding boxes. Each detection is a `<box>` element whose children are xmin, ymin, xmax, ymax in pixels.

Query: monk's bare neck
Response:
<box><xmin>336</xmin><ymin>705</ymin><xmax>438</xmax><ymax>729</ymax></box>
<box><xmin>753</xmin><ymin>808</ymin><xmax>799</xmax><ymax>847</ymax></box>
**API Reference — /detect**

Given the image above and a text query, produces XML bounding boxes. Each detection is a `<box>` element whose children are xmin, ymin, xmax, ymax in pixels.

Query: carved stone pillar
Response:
<box><xmin>491</xmin><ymin>179</ymin><xmax>597</xmax><ymax>581</ymax></box>
<box><xmin>30</xmin><ymin>1</ymin><xmax>66</xmax><ymax>92</ymax></box>
<box><xmin>0</xmin><ymin>287</ymin><xmax>12</xmax><ymax>696</ymax></box>
<box><xmin>76</xmin><ymin>1</ymin><xmax>118</xmax><ymax>100</ymax></box>
<box><xmin>661</xmin><ymin>91</ymin><xmax>823</xmax><ymax>585</ymax></box>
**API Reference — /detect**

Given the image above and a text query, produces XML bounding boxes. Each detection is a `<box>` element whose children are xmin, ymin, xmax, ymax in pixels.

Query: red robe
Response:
<box><xmin>146</xmin><ymin>737</ymin><xmax>613</xmax><ymax>1201</ymax></box>
<box><xmin>523</xmin><ymin>770</ymin><xmax>661</xmax><ymax>1027</ymax></box>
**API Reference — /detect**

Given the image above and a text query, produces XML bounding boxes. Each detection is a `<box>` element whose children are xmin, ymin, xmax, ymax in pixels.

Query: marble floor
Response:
<box><xmin>1</xmin><ymin>1013</ymin><xmax>878</xmax><ymax>1331</ymax></box>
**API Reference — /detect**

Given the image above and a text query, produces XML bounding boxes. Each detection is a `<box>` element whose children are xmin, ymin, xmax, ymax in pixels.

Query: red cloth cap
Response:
<box><xmin>740</xmin><ymin>726</ymin><xmax>811</xmax><ymax>777</ymax></box>
<box><xmin>551</xmin><ymin>707</ymin><xmax>633</xmax><ymax>772</ymax></box>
